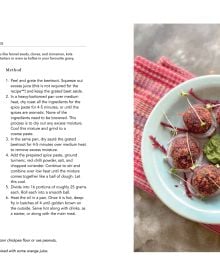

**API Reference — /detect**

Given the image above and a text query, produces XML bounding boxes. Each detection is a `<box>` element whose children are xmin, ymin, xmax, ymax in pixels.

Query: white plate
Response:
<box><xmin>141</xmin><ymin>75</ymin><xmax>220</xmax><ymax>224</ymax></box>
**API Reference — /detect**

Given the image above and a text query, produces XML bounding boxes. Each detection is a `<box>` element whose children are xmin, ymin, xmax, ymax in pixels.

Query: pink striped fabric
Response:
<box><xmin>134</xmin><ymin>55</ymin><xmax>220</xmax><ymax>234</ymax></box>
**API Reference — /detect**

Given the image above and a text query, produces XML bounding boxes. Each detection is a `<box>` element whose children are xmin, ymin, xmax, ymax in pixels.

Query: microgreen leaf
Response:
<box><xmin>180</xmin><ymin>91</ymin><xmax>189</xmax><ymax>97</ymax></box>
<box><xmin>170</xmin><ymin>167</ymin><xmax>177</xmax><ymax>175</ymax></box>
<box><xmin>190</xmin><ymin>163</ymin><xmax>199</xmax><ymax>171</ymax></box>
<box><xmin>205</xmin><ymin>103</ymin><xmax>213</xmax><ymax>110</ymax></box>
<box><xmin>171</xmin><ymin>129</ymin><xmax>178</xmax><ymax>136</ymax></box>
<box><xmin>200</xmin><ymin>121</ymin><xmax>206</xmax><ymax>127</ymax></box>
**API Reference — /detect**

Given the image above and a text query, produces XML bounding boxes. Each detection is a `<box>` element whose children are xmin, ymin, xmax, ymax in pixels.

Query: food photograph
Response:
<box><xmin>134</xmin><ymin>24</ymin><xmax>220</xmax><ymax>251</ymax></box>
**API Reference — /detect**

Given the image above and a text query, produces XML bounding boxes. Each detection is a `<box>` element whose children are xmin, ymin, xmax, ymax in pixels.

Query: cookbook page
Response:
<box><xmin>0</xmin><ymin>3</ymin><xmax>133</xmax><ymax>279</ymax></box>
<box><xmin>0</xmin><ymin>45</ymin><xmax>88</xmax><ymax>247</ymax></box>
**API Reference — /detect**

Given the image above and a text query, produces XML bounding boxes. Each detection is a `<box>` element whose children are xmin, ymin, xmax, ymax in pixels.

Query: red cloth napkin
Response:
<box><xmin>134</xmin><ymin>55</ymin><xmax>220</xmax><ymax>234</ymax></box>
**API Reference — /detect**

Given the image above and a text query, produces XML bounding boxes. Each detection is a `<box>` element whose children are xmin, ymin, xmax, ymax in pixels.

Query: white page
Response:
<box><xmin>0</xmin><ymin>1</ymin><xmax>219</xmax><ymax>280</ymax></box>
<box><xmin>0</xmin><ymin>2</ymin><xmax>133</xmax><ymax>279</ymax></box>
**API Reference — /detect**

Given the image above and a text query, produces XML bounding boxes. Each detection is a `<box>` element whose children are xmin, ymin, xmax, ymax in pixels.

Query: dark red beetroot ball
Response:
<box><xmin>216</xmin><ymin>107</ymin><xmax>220</xmax><ymax>125</ymax></box>
<box><xmin>170</xmin><ymin>135</ymin><xmax>200</xmax><ymax>169</ymax></box>
<box><xmin>191</xmin><ymin>164</ymin><xmax>220</xmax><ymax>197</ymax></box>
<box><xmin>183</xmin><ymin>104</ymin><xmax>212</xmax><ymax>134</ymax></box>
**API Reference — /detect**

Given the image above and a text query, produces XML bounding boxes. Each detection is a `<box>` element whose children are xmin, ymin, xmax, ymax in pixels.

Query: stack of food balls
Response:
<box><xmin>165</xmin><ymin>90</ymin><xmax>220</xmax><ymax>199</ymax></box>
